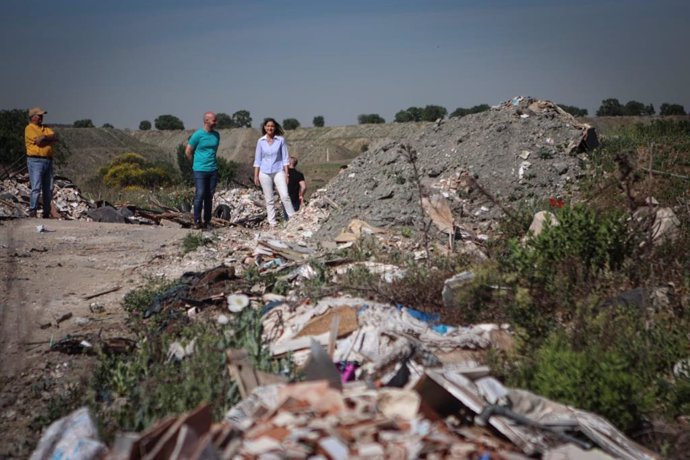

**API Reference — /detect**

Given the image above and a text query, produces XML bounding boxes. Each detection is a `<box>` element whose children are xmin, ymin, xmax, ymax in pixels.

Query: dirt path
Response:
<box><xmin>0</xmin><ymin>218</ymin><xmax>192</xmax><ymax>458</ymax></box>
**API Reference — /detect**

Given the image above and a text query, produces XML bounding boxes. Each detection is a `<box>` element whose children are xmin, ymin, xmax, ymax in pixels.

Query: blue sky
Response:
<box><xmin>1</xmin><ymin>0</ymin><xmax>688</xmax><ymax>129</ymax></box>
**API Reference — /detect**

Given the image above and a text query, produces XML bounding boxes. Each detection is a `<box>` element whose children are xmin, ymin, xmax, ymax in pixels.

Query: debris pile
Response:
<box><xmin>313</xmin><ymin>97</ymin><xmax>599</xmax><ymax>240</ymax></box>
<box><xmin>213</xmin><ymin>188</ymin><xmax>267</xmax><ymax>227</ymax></box>
<box><xmin>0</xmin><ymin>174</ymin><xmax>93</xmax><ymax>220</ymax></box>
<box><xmin>0</xmin><ymin>172</ymin><xmax>269</xmax><ymax>228</ymax></box>
<box><xmin>37</xmin><ymin>261</ymin><xmax>658</xmax><ymax>459</ymax></box>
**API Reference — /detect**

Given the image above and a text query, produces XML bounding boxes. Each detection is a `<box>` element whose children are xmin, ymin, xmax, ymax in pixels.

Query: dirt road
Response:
<box><xmin>0</xmin><ymin>218</ymin><xmax>191</xmax><ymax>457</ymax></box>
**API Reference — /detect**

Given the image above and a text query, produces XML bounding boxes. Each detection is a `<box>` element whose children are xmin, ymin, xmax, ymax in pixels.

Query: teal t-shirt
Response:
<box><xmin>188</xmin><ymin>129</ymin><xmax>220</xmax><ymax>172</ymax></box>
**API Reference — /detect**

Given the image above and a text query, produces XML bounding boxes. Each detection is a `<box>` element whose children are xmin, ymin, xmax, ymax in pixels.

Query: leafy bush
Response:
<box><xmin>139</xmin><ymin>120</ymin><xmax>151</xmax><ymax>130</ymax></box>
<box><xmin>217</xmin><ymin>157</ymin><xmax>238</xmax><ymax>188</ymax></box>
<box><xmin>99</xmin><ymin>152</ymin><xmax>177</xmax><ymax>189</ymax></box>
<box><xmin>313</xmin><ymin>115</ymin><xmax>325</xmax><ymax>127</ymax></box>
<box><xmin>504</xmin><ymin>205</ymin><xmax>632</xmax><ymax>307</ymax></box>
<box><xmin>526</xmin><ymin>332</ymin><xmax>655</xmax><ymax>433</ymax></box>
<box><xmin>0</xmin><ymin>108</ymin><xmax>28</xmax><ymax>167</ymax></box>
<box><xmin>176</xmin><ymin>143</ymin><xmax>193</xmax><ymax>185</ymax></box>
<box><xmin>176</xmin><ymin>144</ymin><xmax>238</xmax><ymax>188</ymax></box>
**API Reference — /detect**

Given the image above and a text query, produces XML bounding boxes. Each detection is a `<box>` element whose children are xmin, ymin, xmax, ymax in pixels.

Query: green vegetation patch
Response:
<box><xmin>89</xmin><ymin>275</ymin><xmax>293</xmax><ymax>442</ymax></box>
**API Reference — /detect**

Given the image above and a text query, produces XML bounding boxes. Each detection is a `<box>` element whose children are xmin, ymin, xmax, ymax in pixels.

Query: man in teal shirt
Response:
<box><xmin>185</xmin><ymin>112</ymin><xmax>219</xmax><ymax>229</ymax></box>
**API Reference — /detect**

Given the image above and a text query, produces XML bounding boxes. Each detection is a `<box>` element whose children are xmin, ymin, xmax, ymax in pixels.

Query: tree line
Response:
<box><xmin>74</xmin><ymin>98</ymin><xmax>690</xmax><ymax>131</ymax></box>
<box><xmin>1</xmin><ymin>97</ymin><xmax>688</xmax><ymax>166</ymax></box>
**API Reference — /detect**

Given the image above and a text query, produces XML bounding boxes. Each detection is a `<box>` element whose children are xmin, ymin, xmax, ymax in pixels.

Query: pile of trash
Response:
<box><xmin>0</xmin><ymin>173</ymin><xmax>268</xmax><ymax>228</ymax></box>
<box><xmin>314</xmin><ymin>97</ymin><xmax>599</xmax><ymax>240</ymax></box>
<box><xmin>0</xmin><ymin>174</ymin><xmax>93</xmax><ymax>220</ymax></box>
<box><xmin>34</xmin><ymin>254</ymin><xmax>659</xmax><ymax>459</ymax></box>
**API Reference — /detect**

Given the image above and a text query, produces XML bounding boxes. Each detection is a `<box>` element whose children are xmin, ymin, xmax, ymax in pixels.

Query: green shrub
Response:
<box><xmin>176</xmin><ymin>144</ymin><xmax>238</xmax><ymax>188</ymax></box>
<box><xmin>527</xmin><ymin>332</ymin><xmax>654</xmax><ymax>433</ymax></box>
<box><xmin>92</xmin><ymin>282</ymin><xmax>293</xmax><ymax>441</ymax></box>
<box><xmin>506</xmin><ymin>205</ymin><xmax>631</xmax><ymax>286</ymax></box>
<box><xmin>99</xmin><ymin>152</ymin><xmax>177</xmax><ymax>189</ymax></box>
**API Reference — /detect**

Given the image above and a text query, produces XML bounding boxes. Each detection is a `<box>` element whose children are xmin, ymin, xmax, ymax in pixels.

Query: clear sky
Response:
<box><xmin>2</xmin><ymin>0</ymin><xmax>688</xmax><ymax>129</ymax></box>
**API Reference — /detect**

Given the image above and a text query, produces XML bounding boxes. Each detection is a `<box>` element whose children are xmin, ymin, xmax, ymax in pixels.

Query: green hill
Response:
<box><xmin>55</xmin><ymin>123</ymin><xmax>429</xmax><ymax>190</ymax></box>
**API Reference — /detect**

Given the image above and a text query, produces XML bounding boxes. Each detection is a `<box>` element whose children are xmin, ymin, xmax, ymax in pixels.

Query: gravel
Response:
<box><xmin>313</xmin><ymin>97</ymin><xmax>596</xmax><ymax>240</ymax></box>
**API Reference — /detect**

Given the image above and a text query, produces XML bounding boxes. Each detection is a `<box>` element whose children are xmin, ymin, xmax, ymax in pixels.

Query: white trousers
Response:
<box><xmin>259</xmin><ymin>170</ymin><xmax>295</xmax><ymax>225</ymax></box>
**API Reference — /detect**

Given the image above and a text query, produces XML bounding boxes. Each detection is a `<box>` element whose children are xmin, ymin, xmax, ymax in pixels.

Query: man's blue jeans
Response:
<box><xmin>193</xmin><ymin>170</ymin><xmax>218</xmax><ymax>225</ymax></box>
<box><xmin>27</xmin><ymin>157</ymin><xmax>53</xmax><ymax>216</ymax></box>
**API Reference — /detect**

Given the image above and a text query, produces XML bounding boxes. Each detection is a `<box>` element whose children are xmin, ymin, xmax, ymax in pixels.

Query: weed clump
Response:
<box><xmin>91</xmin><ymin>279</ymin><xmax>293</xmax><ymax>442</ymax></box>
<box><xmin>181</xmin><ymin>232</ymin><xmax>215</xmax><ymax>254</ymax></box>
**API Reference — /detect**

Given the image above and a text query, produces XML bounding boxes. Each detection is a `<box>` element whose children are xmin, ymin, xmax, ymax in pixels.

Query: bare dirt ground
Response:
<box><xmin>0</xmin><ymin>218</ymin><xmax>192</xmax><ymax>458</ymax></box>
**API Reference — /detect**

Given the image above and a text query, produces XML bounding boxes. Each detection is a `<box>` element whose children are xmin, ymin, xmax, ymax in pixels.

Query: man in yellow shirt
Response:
<box><xmin>25</xmin><ymin>107</ymin><xmax>59</xmax><ymax>217</ymax></box>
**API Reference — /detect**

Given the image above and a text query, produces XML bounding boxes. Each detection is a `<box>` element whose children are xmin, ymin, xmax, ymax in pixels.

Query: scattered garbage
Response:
<box><xmin>0</xmin><ymin>173</ymin><xmax>268</xmax><ymax>228</ymax></box>
<box><xmin>227</xmin><ymin>294</ymin><xmax>250</xmax><ymax>313</ymax></box>
<box><xmin>167</xmin><ymin>338</ymin><xmax>197</xmax><ymax>362</ymax></box>
<box><xmin>29</xmin><ymin>407</ymin><xmax>106</xmax><ymax>460</ymax></box>
<box><xmin>50</xmin><ymin>335</ymin><xmax>136</xmax><ymax>355</ymax></box>
<box><xmin>12</xmin><ymin>97</ymin><xmax>678</xmax><ymax>459</ymax></box>
<box><xmin>217</xmin><ymin>314</ymin><xmax>230</xmax><ymax>325</ymax></box>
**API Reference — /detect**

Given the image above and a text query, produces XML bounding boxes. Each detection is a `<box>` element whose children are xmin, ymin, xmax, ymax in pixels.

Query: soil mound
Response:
<box><xmin>314</xmin><ymin>97</ymin><xmax>597</xmax><ymax>240</ymax></box>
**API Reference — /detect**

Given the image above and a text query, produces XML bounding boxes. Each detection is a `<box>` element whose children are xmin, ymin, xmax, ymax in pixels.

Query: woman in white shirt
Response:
<box><xmin>253</xmin><ymin>118</ymin><xmax>295</xmax><ymax>227</ymax></box>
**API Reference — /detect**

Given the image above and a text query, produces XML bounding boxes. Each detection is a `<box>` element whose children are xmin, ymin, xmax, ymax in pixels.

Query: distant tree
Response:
<box><xmin>421</xmin><ymin>105</ymin><xmax>447</xmax><ymax>122</ymax></box>
<box><xmin>358</xmin><ymin>114</ymin><xmax>385</xmax><ymax>124</ymax></box>
<box><xmin>406</xmin><ymin>107</ymin><xmax>423</xmax><ymax>122</ymax></box>
<box><xmin>216</xmin><ymin>112</ymin><xmax>235</xmax><ymax>129</ymax></box>
<box><xmin>73</xmin><ymin>119</ymin><xmax>94</xmax><ymax>128</ymax></box>
<box><xmin>283</xmin><ymin>118</ymin><xmax>301</xmax><ymax>130</ymax></box>
<box><xmin>624</xmin><ymin>100</ymin><xmax>648</xmax><ymax>116</ymax></box>
<box><xmin>557</xmin><ymin>104</ymin><xmax>588</xmax><ymax>117</ymax></box>
<box><xmin>231</xmin><ymin>110</ymin><xmax>252</xmax><ymax>128</ymax></box>
<box><xmin>313</xmin><ymin>115</ymin><xmax>325</xmax><ymax>127</ymax></box>
<box><xmin>659</xmin><ymin>103</ymin><xmax>686</xmax><ymax>116</ymax></box>
<box><xmin>102</xmin><ymin>123</ymin><xmax>114</xmax><ymax>128</ymax></box>
<box><xmin>394</xmin><ymin>110</ymin><xmax>415</xmax><ymax>123</ymax></box>
<box><xmin>644</xmin><ymin>104</ymin><xmax>655</xmax><ymax>116</ymax></box>
<box><xmin>596</xmin><ymin>98</ymin><xmax>625</xmax><ymax>116</ymax></box>
<box><xmin>449</xmin><ymin>104</ymin><xmax>490</xmax><ymax>118</ymax></box>
<box><xmin>155</xmin><ymin>114</ymin><xmax>185</xmax><ymax>130</ymax></box>
<box><xmin>139</xmin><ymin>120</ymin><xmax>152</xmax><ymax>130</ymax></box>
<box><xmin>0</xmin><ymin>109</ymin><xmax>28</xmax><ymax>167</ymax></box>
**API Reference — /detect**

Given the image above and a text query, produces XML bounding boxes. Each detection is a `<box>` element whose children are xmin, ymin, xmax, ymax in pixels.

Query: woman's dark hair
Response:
<box><xmin>261</xmin><ymin>118</ymin><xmax>284</xmax><ymax>136</ymax></box>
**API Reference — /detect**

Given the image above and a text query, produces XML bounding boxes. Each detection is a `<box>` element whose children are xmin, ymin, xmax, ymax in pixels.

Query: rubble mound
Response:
<box><xmin>314</xmin><ymin>97</ymin><xmax>597</xmax><ymax>240</ymax></box>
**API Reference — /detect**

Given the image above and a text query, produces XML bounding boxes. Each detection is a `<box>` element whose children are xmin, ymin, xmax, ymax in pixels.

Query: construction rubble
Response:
<box><xmin>34</xmin><ymin>268</ymin><xmax>658</xmax><ymax>459</ymax></box>
<box><xmin>314</xmin><ymin>96</ymin><xmax>599</xmax><ymax>240</ymax></box>
<box><xmin>0</xmin><ymin>174</ymin><xmax>267</xmax><ymax>228</ymax></box>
